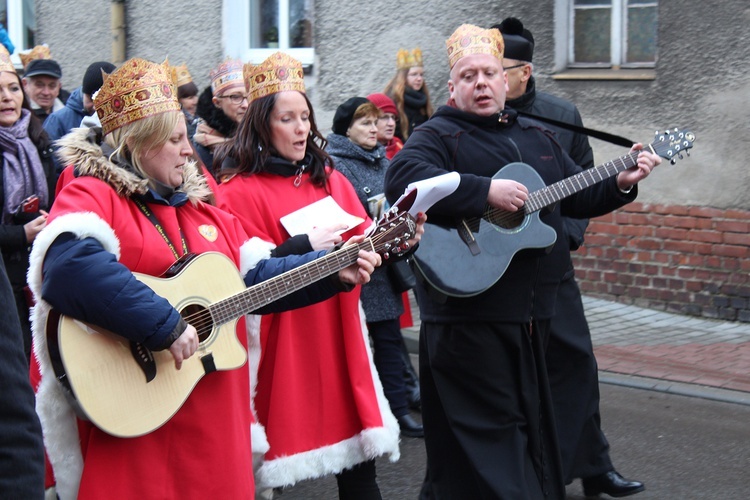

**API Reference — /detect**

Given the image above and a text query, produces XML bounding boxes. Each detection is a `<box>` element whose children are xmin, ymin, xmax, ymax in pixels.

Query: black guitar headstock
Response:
<box><xmin>652</xmin><ymin>128</ymin><xmax>695</xmax><ymax>165</ymax></box>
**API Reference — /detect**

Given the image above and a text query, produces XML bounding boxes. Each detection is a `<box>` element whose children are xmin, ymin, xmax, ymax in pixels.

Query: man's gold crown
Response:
<box><xmin>445</xmin><ymin>24</ymin><xmax>505</xmax><ymax>69</ymax></box>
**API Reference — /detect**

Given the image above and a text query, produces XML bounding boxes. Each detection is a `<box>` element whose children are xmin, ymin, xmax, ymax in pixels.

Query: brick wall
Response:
<box><xmin>571</xmin><ymin>203</ymin><xmax>750</xmax><ymax>322</ymax></box>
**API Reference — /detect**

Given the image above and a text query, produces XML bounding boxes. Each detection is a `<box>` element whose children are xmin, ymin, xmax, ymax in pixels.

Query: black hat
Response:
<box><xmin>24</xmin><ymin>58</ymin><xmax>62</xmax><ymax>79</ymax></box>
<box><xmin>82</xmin><ymin>61</ymin><xmax>116</xmax><ymax>96</ymax></box>
<box><xmin>332</xmin><ymin>96</ymin><xmax>370</xmax><ymax>136</ymax></box>
<box><xmin>493</xmin><ymin>17</ymin><xmax>534</xmax><ymax>63</ymax></box>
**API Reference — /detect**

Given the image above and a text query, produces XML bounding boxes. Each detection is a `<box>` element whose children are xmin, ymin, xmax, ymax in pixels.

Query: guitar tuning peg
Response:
<box><xmin>670</xmin><ymin>158</ymin><xmax>677</xmax><ymax>165</ymax></box>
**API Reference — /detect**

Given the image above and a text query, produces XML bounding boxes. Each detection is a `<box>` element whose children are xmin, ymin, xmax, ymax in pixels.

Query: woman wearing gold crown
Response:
<box><xmin>0</xmin><ymin>44</ymin><xmax>56</xmax><ymax>363</ymax></box>
<box><xmin>27</xmin><ymin>57</ymin><xmax>383</xmax><ymax>500</ymax></box>
<box><xmin>383</xmin><ymin>47</ymin><xmax>434</xmax><ymax>141</ymax></box>
<box><xmin>216</xmin><ymin>52</ymin><xmax>425</xmax><ymax>498</ymax></box>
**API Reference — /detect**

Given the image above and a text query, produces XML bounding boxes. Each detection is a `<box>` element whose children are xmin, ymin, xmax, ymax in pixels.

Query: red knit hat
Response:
<box><xmin>367</xmin><ymin>93</ymin><xmax>397</xmax><ymax>116</ymax></box>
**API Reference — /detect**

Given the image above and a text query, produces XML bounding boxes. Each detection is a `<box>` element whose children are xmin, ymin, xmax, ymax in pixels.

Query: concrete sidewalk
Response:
<box><xmin>401</xmin><ymin>294</ymin><xmax>750</xmax><ymax>406</ymax></box>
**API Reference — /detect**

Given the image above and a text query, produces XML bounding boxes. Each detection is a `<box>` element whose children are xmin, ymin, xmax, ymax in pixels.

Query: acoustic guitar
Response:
<box><xmin>46</xmin><ymin>208</ymin><xmax>416</xmax><ymax>437</ymax></box>
<box><xmin>412</xmin><ymin>128</ymin><xmax>695</xmax><ymax>298</ymax></box>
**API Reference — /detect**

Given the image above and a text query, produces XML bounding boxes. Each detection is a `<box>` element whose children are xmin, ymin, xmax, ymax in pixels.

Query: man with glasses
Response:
<box><xmin>193</xmin><ymin>58</ymin><xmax>248</xmax><ymax>178</ymax></box>
<box><xmin>494</xmin><ymin>17</ymin><xmax>645</xmax><ymax>498</ymax></box>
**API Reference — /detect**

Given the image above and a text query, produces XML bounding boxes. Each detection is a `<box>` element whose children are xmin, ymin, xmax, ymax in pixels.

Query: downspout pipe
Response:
<box><xmin>111</xmin><ymin>0</ymin><xmax>126</xmax><ymax>64</ymax></box>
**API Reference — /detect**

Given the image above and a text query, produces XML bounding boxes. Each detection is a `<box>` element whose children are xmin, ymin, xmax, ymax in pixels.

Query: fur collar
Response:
<box><xmin>55</xmin><ymin>127</ymin><xmax>212</xmax><ymax>204</ymax></box>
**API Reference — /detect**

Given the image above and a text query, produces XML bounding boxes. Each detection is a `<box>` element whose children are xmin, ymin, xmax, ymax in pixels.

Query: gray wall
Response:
<box><xmin>36</xmin><ymin>0</ymin><xmax>225</xmax><ymax>93</ymax></box>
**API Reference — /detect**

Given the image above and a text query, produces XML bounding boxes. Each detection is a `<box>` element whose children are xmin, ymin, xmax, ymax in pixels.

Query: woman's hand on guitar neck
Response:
<box><xmin>488</xmin><ymin>179</ymin><xmax>528</xmax><ymax>211</ymax></box>
<box><xmin>338</xmin><ymin>234</ymin><xmax>382</xmax><ymax>285</ymax></box>
<box><xmin>169</xmin><ymin>325</ymin><xmax>199</xmax><ymax>370</ymax></box>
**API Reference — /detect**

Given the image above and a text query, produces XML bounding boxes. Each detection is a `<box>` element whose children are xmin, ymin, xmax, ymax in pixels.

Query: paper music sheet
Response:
<box><xmin>392</xmin><ymin>171</ymin><xmax>461</xmax><ymax>216</ymax></box>
<box><xmin>280</xmin><ymin>196</ymin><xmax>365</xmax><ymax>236</ymax></box>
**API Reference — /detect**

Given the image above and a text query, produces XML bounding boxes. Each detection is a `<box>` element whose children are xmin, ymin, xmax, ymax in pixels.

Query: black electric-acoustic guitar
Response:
<box><xmin>412</xmin><ymin>128</ymin><xmax>695</xmax><ymax>298</ymax></box>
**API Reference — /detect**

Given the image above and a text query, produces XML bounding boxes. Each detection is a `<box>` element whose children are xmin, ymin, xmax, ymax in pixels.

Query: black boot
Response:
<box><xmin>582</xmin><ymin>470</ymin><xmax>645</xmax><ymax>498</ymax></box>
<box><xmin>400</xmin><ymin>336</ymin><xmax>421</xmax><ymax>410</ymax></box>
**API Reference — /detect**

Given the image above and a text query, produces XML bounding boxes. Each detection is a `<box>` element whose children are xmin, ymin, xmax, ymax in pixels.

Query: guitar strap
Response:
<box><xmin>517</xmin><ymin>110</ymin><xmax>635</xmax><ymax>148</ymax></box>
<box><xmin>133</xmin><ymin>198</ymin><xmax>189</xmax><ymax>260</ymax></box>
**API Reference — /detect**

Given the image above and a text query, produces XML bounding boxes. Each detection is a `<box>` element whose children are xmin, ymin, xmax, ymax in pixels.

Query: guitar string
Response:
<box><xmin>175</xmin><ymin>219</ymin><xmax>410</xmax><ymax>337</ymax></box>
<box><xmin>181</xmin><ymin>226</ymin><xmax>401</xmax><ymax>334</ymax></box>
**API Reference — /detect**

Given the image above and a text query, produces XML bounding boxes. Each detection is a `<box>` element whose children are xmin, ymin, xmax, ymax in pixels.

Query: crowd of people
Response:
<box><xmin>0</xmin><ymin>16</ymin><xmax>663</xmax><ymax>500</ymax></box>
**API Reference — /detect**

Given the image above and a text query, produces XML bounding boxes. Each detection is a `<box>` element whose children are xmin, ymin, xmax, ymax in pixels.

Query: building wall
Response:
<box><xmin>36</xmin><ymin>0</ymin><xmax>224</xmax><ymax>93</ymax></box>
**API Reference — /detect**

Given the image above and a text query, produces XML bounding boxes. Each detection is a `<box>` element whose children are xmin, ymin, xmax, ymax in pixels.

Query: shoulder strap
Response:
<box><xmin>517</xmin><ymin>110</ymin><xmax>634</xmax><ymax>148</ymax></box>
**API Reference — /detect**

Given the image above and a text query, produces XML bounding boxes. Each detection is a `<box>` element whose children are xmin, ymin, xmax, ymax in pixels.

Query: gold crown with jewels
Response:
<box><xmin>171</xmin><ymin>63</ymin><xmax>193</xmax><ymax>88</ymax></box>
<box><xmin>396</xmin><ymin>47</ymin><xmax>423</xmax><ymax>70</ymax></box>
<box><xmin>19</xmin><ymin>44</ymin><xmax>51</xmax><ymax>69</ymax></box>
<box><xmin>209</xmin><ymin>58</ymin><xmax>244</xmax><ymax>96</ymax></box>
<box><xmin>445</xmin><ymin>24</ymin><xmax>504</xmax><ymax>69</ymax></box>
<box><xmin>0</xmin><ymin>44</ymin><xmax>15</xmax><ymax>73</ymax></box>
<box><xmin>94</xmin><ymin>58</ymin><xmax>181</xmax><ymax>136</ymax></box>
<box><xmin>244</xmin><ymin>52</ymin><xmax>305</xmax><ymax>103</ymax></box>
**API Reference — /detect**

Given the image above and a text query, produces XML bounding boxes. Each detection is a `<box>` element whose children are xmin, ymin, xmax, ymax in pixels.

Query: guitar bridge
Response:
<box><xmin>457</xmin><ymin>219</ymin><xmax>481</xmax><ymax>256</ymax></box>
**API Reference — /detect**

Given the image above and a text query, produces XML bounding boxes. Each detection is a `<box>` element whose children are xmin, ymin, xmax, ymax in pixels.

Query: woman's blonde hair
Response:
<box><xmin>383</xmin><ymin>67</ymin><xmax>433</xmax><ymax>140</ymax></box>
<box><xmin>105</xmin><ymin>110</ymin><xmax>183</xmax><ymax>177</ymax></box>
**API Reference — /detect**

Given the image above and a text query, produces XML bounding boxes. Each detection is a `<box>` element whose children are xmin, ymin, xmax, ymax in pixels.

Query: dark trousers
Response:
<box><xmin>369</xmin><ymin>318</ymin><xmax>409</xmax><ymax>417</ymax></box>
<box><xmin>335</xmin><ymin>459</ymin><xmax>381</xmax><ymax>500</ymax></box>
<box><xmin>419</xmin><ymin>320</ymin><xmax>565</xmax><ymax>499</ymax></box>
<box><xmin>546</xmin><ymin>275</ymin><xmax>613</xmax><ymax>482</ymax></box>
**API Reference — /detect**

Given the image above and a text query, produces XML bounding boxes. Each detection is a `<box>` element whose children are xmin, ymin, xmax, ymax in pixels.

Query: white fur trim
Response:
<box><xmin>255</xmin><ymin>300</ymin><xmax>400</xmax><ymax>489</ymax></box>
<box><xmin>28</xmin><ymin>212</ymin><xmax>121</xmax><ymax>500</ymax></box>
<box><xmin>27</xmin><ymin>212</ymin><xmax>121</xmax><ymax>300</ymax></box>
<box><xmin>239</xmin><ymin>237</ymin><xmax>275</xmax><ymax>277</ymax></box>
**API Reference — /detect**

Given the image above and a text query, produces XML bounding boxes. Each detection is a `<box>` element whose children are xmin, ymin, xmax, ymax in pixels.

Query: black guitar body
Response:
<box><xmin>413</xmin><ymin>162</ymin><xmax>557</xmax><ymax>297</ymax></box>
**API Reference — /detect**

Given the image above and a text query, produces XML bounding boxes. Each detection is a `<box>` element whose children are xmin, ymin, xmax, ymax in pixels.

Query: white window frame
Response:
<box><xmin>557</xmin><ymin>0</ymin><xmax>656</xmax><ymax>70</ymax></box>
<box><xmin>223</xmin><ymin>0</ymin><xmax>314</xmax><ymax>66</ymax></box>
<box><xmin>5</xmin><ymin>0</ymin><xmax>35</xmax><ymax>66</ymax></box>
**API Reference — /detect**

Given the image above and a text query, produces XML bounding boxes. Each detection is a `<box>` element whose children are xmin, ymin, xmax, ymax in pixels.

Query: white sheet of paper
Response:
<box><xmin>280</xmin><ymin>196</ymin><xmax>365</xmax><ymax>236</ymax></box>
<box><xmin>392</xmin><ymin>171</ymin><xmax>461</xmax><ymax>216</ymax></box>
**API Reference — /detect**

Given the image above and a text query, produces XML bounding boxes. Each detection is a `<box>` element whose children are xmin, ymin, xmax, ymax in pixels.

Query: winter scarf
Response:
<box><xmin>0</xmin><ymin>109</ymin><xmax>48</xmax><ymax>223</ymax></box>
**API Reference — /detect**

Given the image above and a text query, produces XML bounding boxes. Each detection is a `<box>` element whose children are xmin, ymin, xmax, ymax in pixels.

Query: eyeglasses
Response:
<box><xmin>504</xmin><ymin>63</ymin><xmax>527</xmax><ymax>71</ymax></box>
<box><xmin>217</xmin><ymin>93</ymin><xmax>249</xmax><ymax>104</ymax></box>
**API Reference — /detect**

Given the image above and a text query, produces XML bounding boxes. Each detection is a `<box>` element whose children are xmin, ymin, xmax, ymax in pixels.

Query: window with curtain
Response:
<box><xmin>570</xmin><ymin>0</ymin><xmax>657</xmax><ymax>68</ymax></box>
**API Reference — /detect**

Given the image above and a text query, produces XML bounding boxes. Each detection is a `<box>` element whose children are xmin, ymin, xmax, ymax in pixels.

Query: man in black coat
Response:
<box><xmin>0</xmin><ymin>256</ymin><xmax>45</xmax><ymax>497</ymax></box>
<box><xmin>384</xmin><ymin>23</ymin><xmax>660</xmax><ymax>499</ymax></box>
<box><xmin>495</xmin><ymin>17</ymin><xmax>645</xmax><ymax>498</ymax></box>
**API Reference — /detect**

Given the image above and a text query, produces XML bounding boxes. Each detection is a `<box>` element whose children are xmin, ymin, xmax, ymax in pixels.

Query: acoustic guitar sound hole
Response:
<box><xmin>180</xmin><ymin>304</ymin><xmax>213</xmax><ymax>343</ymax></box>
<box><xmin>488</xmin><ymin>210</ymin><xmax>525</xmax><ymax>230</ymax></box>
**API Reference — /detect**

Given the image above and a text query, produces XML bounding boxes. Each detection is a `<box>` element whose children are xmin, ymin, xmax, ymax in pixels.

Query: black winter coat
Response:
<box><xmin>385</xmin><ymin>106</ymin><xmax>635</xmax><ymax>324</ymax></box>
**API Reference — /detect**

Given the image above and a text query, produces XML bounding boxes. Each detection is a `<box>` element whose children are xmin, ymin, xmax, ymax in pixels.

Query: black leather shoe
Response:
<box><xmin>582</xmin><ymin>471</ymin><xmax>645</xmax><ymax>498</ymax></box>
<box><xmin>406</xmin><ymin>385</ymin><xmax>422</xmax><ymax>411</ymax></box>
<box><xmin>397</xmin><ymin>414</ymin><xmax>424</xmax><ymax>438</ymax></box>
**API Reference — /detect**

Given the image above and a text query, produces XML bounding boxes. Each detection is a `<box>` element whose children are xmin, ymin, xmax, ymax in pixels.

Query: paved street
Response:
<box><xmin>274</xmin><ymin>295</ymin><xmax>750</xmax><ymax>498</ymax></box>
